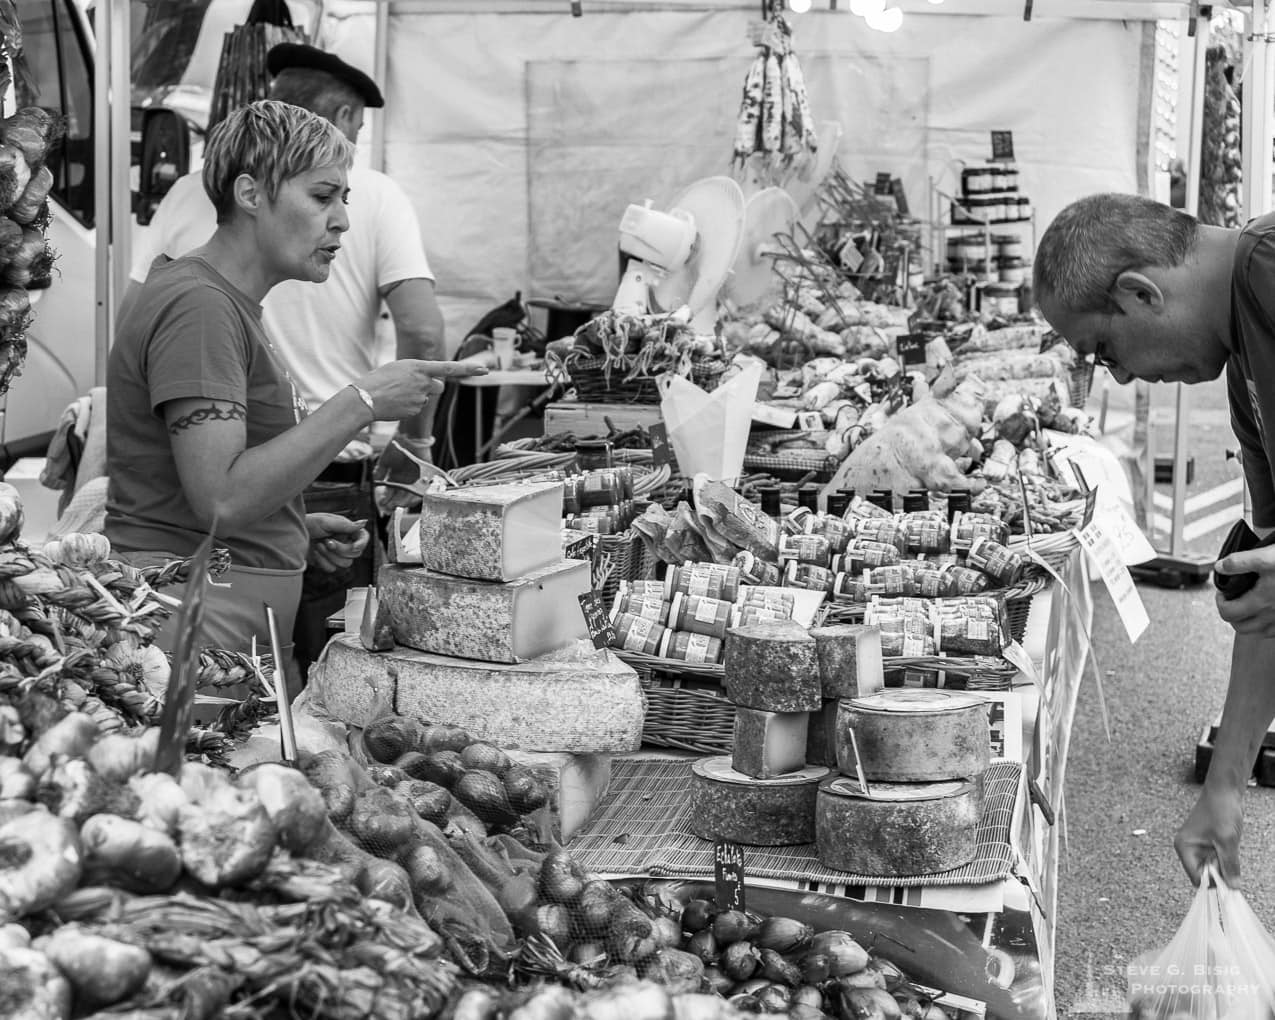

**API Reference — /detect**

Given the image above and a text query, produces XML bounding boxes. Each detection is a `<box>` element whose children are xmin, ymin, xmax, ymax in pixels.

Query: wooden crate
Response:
<box><xmin>543</xmin><ymin>400</ymin><xmax>665</xmax><ymax>438</ymax></box>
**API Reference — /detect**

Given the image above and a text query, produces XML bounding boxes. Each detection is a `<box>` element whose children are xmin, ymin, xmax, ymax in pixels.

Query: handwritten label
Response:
<box><xmin>873</xmin><ymin>171</ymin><xmax>893</xmax><ymax>196</ymax></box>
<box><xmin>895</xmin><ymin>333</ymin><xmax>928</xmax><ymax>367</ymax></box>
<box><xmin>564</xmin><ymin>531</ymin><xmax>595</xmax><ymax>563</ymax></box>
<box><xmin>1075</xmin><ymin>521</ymin><xmax>1150</xmax><ymax>642</ymax></box>
<box><xmin>649</xmin><ymin>421</ymin><xmax>672</xmax><ymax>469</ymax></box>
<box><xmin>714</xmin><ymin>840</ymin><xmax>746</xmax><ymax>912</ymax></box>
<box><xmin>578</xmin><ymin>591</ymin><xmax>616</xmax><ymax>649</ymax></box>
<box><xmin>991</xmin><ymin>130</ymin><xmax>1015</xmax><ymax>162</ymax></box>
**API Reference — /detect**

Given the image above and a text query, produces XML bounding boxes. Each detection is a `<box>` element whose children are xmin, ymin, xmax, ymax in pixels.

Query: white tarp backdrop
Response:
<box><xmin>318</xmin><ymin>5</ymin><xmax>1151</xmax><ymax>349</ymax></box>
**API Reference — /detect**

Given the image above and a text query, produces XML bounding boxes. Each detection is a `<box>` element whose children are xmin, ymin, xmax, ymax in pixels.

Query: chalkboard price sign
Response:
<box><xmin>578</xmin><ymin>592</ymin><xmax>616</xmax><ymax>649</ymax></box>
<box><xmin>991</xmin><ymin>130</ymin><xmax>1015</xmax><ymax>162</ymax></box>
<box><xmin>873</xmin><ymin>172</ymin><xmax>893</xmax><ymax>196</ymax></box>
<box><xmin>895</xmin><ymin>333</ymin><xmax>928</xmax><ymax>367</ymax></box>
<box><xmin>649</xmin><ymin>422</ymin><xmax>672</xmax><ymax>469</ymax></box>
<box><xmin>564</xmin><ymin>531</ymin><xmax>595</xmax><ymax>564</ymax></box>
<box><xmin>714</xmin><ymin>840</ymin><xmax>747</xmax><ymax>912</ymax></box>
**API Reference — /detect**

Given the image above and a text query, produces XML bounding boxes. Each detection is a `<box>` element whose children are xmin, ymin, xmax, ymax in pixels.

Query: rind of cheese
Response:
<box><xmin>315</xmin><ymin>635</ymin><xmax>643</xmax><ymax>753</ymax></box>
<box><xmin>805</xmin><ymin>699</ymin><xmax>839</xmax><ymax>768</ymax></box>
<box><xmin>689</xmin><ymin>756</ymin><xmax>827</xmax><ymax>846</ymax></box>
<box><xmin>378</xmin><ymin>560</ymin><xmax>590</xmax><ymax>664</ymax></box>
<box><xmin>815</xmin><ymin>776</ymin><xmax>980</xmax><ymax>876</ymax></box>
<box><xmin>505</xmin><ymin>750</ymin><xmax>612</xmax><ymax>842</ymax></box>
<box><xmin>810</xmin><ymin>624</ymin><xmax>885</xmax><ymax>700</ymax></box>
<box><xmin>724</xmin><ymin>620</ymin><xmax>820</xmax><ymax>712</ymax></box>
<box><xmin>732</xmin><ymin>708</ymin><xmax>809</xmax><ymax>779</ymax></box>
<box><xmin>836</xmin><ymin>690</ymin><xmax>991</xmax><ymax>782</ymax></box>
<box><xmin>418</xmin><ymin>481</ymin><xmax>564</xmax><ymax>581</ymax></box>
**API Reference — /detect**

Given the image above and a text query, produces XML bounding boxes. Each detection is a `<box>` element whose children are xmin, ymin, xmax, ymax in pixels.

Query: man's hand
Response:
<box><xmin>305</xmin><ymin>513</ymin><xmax>370</xmax><ymax>573</ymax></box>
<box><xmin>1175</xmin><ymin>783</ymin><xmax>1243</xmax><ymax>886</ymax></box>
<box><xmin>1216</xmin><ymin>545</ymin><xmax>1275</xmax><ymax>635</ymax></box>
<box><xmin>375</xmin><ymin>436</ymin><xmax>434</xmax><ymax>513</ymax></box>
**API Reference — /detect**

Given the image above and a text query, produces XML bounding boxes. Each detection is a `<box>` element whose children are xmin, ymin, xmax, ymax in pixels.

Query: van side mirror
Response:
<box><xmin>135</xmin><ymin>108</ymin><xmax>191</xmax><ymax>226</ymax></box>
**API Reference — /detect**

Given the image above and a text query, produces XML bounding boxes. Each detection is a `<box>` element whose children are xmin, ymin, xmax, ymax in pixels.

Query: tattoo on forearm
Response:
<box><xmin>167</xmin><ymin>402</ymin><xmax>246</xmax><ymax>434</ymax></box>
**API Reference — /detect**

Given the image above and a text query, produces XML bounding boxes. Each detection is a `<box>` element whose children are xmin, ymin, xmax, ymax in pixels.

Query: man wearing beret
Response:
<box><xmin>128</xmin><ymin>43</ymin><xmax>444</xmax><ymax>674</ymax></box>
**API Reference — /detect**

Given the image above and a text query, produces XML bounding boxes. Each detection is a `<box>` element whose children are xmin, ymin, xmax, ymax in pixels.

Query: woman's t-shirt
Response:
<box><xmin>105</xmin><ymin>256</ymin><xmax>308</xmax><ymax>570</ymax></box>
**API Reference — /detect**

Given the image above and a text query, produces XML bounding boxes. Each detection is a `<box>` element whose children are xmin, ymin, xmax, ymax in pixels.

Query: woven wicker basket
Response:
<box><xmin>638</xmin><ymin>675</ymin><xmax>736</xmax><ymax>755</ymax></box>
<box><xmin>566</xmin><ymin>356</ymin><xmax>727</xmax><ymax>405</ymax></box>
<box><xmin>593</xmin><ymin>531</ymin><xmax>655</xmax><ymax>603</ymax></box>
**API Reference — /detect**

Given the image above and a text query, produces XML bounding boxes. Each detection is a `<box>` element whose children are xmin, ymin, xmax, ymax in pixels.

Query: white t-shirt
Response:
<box><xmin>129</xmin><ymin>165</ymin><xmax>434</xmax><ymax>412</ymax></box>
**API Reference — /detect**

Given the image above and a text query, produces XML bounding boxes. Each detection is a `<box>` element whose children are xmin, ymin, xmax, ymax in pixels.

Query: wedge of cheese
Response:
<box><xmin>836</xmin><ymin>690</ymin><xmax>990</xmax><ymax>783</ymax></box>
<box><xmin>378</xmin><ymin>560</ymin><xmax>591</xmax><ymax>664</ymax></box>
<box><xmin>314</xmin><ymin>635</ymin><xmax>644</xmax><ymax>753</ymax></box>
<box><xmin>506</xmin><ymin>750</ymin><xmax>612</xmax><ymax>842</ymax></box>
<box><xmin>418</xmin><ymin>481</ymin><xmax>564</xmax><ymax>581</ymax></box>
<box><xmin>732</xmin><ymin>707</ymin><xmax>808</xmax><ymax>779</ymax></box>
<box><xmin>690</xmin><ymin>757</ymin><xmax>828</xmax><ymax>846</ymax></box>
<box><xmin>815</xmin><ymin>775</ymin><xmax>980</xmax><ymax>877</ymax></box>
<box><xmin>810</xmin><ymin>624</ymin><xmax>884</xmax><ymax>700</ymax></box>
<box><xmin>724</xmin><ymin>620</ymin><xmax>820</xmax><ymax>712</ymax></box>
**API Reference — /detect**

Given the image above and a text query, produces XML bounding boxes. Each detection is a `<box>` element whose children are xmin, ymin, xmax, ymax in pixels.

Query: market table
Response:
<box><xmin>567</xmin><ymin>547</ymin><xmax>1093</xmax><ymax>1020</ymax></box>
<box><xmin>458</xmin><ymin>368</ymin><xmax>551</xmax><ymax>460</ymax></box>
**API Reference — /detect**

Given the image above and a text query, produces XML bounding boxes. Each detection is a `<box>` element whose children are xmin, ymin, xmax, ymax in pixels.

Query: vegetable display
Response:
<box><xmin>733</xmin><ymin>12</ymin><xmax>818</xmax><ymax>184</ymax></box>
<box><xmin>0</xmin><ymin>106</ymin><xmax>62</xmax><ymax>398</ymax></box>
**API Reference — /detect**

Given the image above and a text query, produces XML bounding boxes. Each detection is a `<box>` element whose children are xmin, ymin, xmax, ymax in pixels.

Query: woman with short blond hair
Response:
<box><xmin>106</xmin><ymin>100</ymin><xmax>481</xmax><ymax>680</ymax></box>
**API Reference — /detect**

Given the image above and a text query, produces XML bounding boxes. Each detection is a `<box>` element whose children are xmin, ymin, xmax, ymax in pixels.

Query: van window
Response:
<box><xmin>15</xmin><ymin>0</ymin><xmax>94</xmax><ymax>227</ymax></box>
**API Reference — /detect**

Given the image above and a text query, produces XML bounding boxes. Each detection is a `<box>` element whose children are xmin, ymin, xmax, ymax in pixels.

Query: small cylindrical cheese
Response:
<box><xmin>690</xmin><ymin>757</ymin><xmax>828</xmax><ymax>846</ymax></box>
<box><xmin>836</xmin><ymin>689</ymin><xmax>991</xmax><ymax>783</ymax></box>
<box><xmin>724</xmin><ymin>620</ymin><xmax>821</xmax><ymax>712</ymax></box>
<box><xmin>815</xmin><ymin>775</ymin><xmax>981</xmax><ymax>876</ymax></box>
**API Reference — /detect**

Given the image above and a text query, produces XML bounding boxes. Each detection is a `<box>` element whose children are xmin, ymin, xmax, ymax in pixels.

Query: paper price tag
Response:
<box><xmin>1075</xmin><ymin>521</ymin><xmax>1150</xmax><ymax>642</ymax></box>
<box><xmin>714</xmin><ymin>840</ymin><xmax>747</xmax><ymax>912</ymax></box>
<box><xmin>578</xmin><ymin>592</ymin><xmax>617</xmax><ymax>649</ymax></box>
<box><xmin>649</xmin><ymin>422</ymin><xmax>672</xmax><ymax>469</ymax></box>
<box><xmin>753</xmin><ymin>402</ymin><xmax>798</xmax><ymax>428</ymax></box>
<box><xmin>797</xmin><ymin>411</ymin><xmax>823</xmax><ymax>432</ymax></box>
<box><xmin>991</xmin><ymin>130</ymin><xmax>1015</xmax><ymax>162</ymax></box>
<box><xmin>895</xmin><ymin>333</ymin><xmax>928</xmax><ymax>368</ymax></box>
<box><xmin>564</xmin><ymin>531</ymin><xmax>595</xmax><ymax>563</ymax></box>
<box><xmin>1095</xmin><ymin>496</ymin><xmax>1157</xmax><ymax>566</ymax></box>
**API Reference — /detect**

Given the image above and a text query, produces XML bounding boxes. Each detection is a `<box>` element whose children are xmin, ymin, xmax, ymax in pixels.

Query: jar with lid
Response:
<box><xmin>574</xmin><ymin>439</ymin><xmax>613</xmax><ymax>471</ymax></box>
<box><xmin>826</xmin><ymin>492</ymin><xmax>851</xmax><ymax>518</ymax></box>
<box><xmin>993</xmin><ymin>235</ymin><xmax>1024</xmax><ymax>260</ymax></box>
<box><xmin>998</xmin><ymin>258</ymin><xmax>1027</xmax><ymax>285</ymax></box>
<box><xmin>981</xmin><ymin>283</ymin><xmax>1021</xmax><ymax>317</ymax></box>
<box><xmin>1016</xmin><ymin>195</ymin><xmax>1032</xmax><ymax>221</ymax></box>
<box><xmin>612</xmin><ymin>613</ymin><xmax>666</xmax><ymax>655</ymax></box>
<box><xmin>961</xmin><ymin>167</ymin><xmax>992</xmax><ymax>197</ymax></box>
<box><xmin>1003</xmin><ymin>166</ymin><xmax>1019</xmax><ymax>192</ymax></box>
<box><xmin>669</xmin><ymin>592</ymin><xmax>732</xmax><ymax>641</ymax></box>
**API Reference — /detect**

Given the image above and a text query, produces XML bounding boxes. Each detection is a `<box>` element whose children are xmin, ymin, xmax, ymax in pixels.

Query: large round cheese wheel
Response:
<box><xmin>724</xmin><ymin>620</ymin><xmax>821</xmax><ymax>712</ymax></box>
<box><xmin>815</xmin><ymin>775</ymin><xmax>980</xmax><ymax>877</ymax></box>
<box><xmin>836</xmin><ymin>689</ymin><xmax>990</xmax><ymax>783</ymax></box>
<box><xmin>690</xmin><ymin>756</ymin><xmax>829</xmax><ymax>846</ymax></box>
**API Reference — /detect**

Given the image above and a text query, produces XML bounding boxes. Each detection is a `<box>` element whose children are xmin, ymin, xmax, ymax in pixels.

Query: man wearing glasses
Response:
<box><xmin>1034</xmin><ymin>192</ymin><xmax>1273</xmax><ymax>889</ymax></box>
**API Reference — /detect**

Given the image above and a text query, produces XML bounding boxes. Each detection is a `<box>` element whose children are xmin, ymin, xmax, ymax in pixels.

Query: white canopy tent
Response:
<box><xmin>94</xmin><ymin>0</ymin><xmax>1272</xmax><ymax>369</ymax></box>
<box><xmin>304</xmin><ymin>0</ymin><xmax>1272</xmax><ymax>345</ymax></box>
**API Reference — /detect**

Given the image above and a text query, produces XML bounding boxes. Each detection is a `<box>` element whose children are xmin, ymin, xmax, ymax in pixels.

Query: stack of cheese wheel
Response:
<box><xmin>816</xmin><ymin>688</ymin><xmax>991</xmax><ymax>877</ymax></box>
<box><xmin>690</xmin><ymin>619</ymin><xmax>829</xmax><ymax>845</ymax></box>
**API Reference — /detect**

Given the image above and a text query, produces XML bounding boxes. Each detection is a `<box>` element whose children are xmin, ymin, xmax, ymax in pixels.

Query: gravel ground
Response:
<box><xmin>1053</xmin><ymin>375</ymin><xmax>1275</xmax><ymax>1015</ymax></box>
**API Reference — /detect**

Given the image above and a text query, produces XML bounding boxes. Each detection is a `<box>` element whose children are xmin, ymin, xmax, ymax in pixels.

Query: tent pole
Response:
<box><xmin>1243</xmin><ymin>0</ymin><xmax>1273</xmax><ymax>220</ymax></box>
<box><xmin>93</xmin><ymin>0</ymin><xmax>131</xmax><ymax>387</ymax></box>
<box><xmin>372</xmin><ymin>0</ymin><xmax>390</xmax><ymax>173</ymax></box>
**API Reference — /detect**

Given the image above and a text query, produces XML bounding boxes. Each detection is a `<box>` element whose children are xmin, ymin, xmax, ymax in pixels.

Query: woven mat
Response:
<box><xmin>568</xmin><ymin>758</ymin><xmax>1022</xmax><ymax>888</ymax></box>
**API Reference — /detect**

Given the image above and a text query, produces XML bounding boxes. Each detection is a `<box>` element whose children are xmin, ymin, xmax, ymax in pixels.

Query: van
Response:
<box><xmin>4</xmin><ymin>0</ymin><xmax>322</xmax><ymax>466</ymax></box>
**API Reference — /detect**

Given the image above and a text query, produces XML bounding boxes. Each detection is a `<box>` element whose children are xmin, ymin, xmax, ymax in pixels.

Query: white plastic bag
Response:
<box><xmin>1128</xmin><ymin>865</ymin><xmax>1275</xmax><ymax>1020</ymax></box>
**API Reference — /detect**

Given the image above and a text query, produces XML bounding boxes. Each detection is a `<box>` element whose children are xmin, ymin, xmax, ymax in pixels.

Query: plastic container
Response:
<box><xmin>778</xmin><ymin>533</ymin><xmax>832</xmax><ymax>569</ymax></box>
<box><xmin>966</xmin><ymin>537</ymin><xmax>1025</xmax><ymax>586</ymax></box>
<box><xmin>739</xmin><ymin>588</ymin><xmax>796</xmax><ymax>614</ymax></box>
<box><xmin>669</xmin><ymin>592</ymin><xmax>732</xmax><ymax>641</ymax></box>
<box><xmin>660</xmin><ymin>629</ymin><xmax>723</xmax><ymax>664</ymax></box>
<box><xmin>613</xmin><ymin>591</ymin><xmax>670</xmax><ymax>625</ymax></box>
<box><xmin>574</xmin><ymin>439</ymin><xmax>613</xmax><ymax>471</ymax></box>
<box><xmin>665</xmin><ymin>563</ymin><xmax>742</xmax><ymax>603</ymax></box>
<box><xmin>733</xmin><ymin>549</ymin><xmax>782</xmax><ymax>587</ymax></box>
<box><xmin>783</xmin><ymin>561</ymin><xmax>835</xmax><ymax>593</ymax></box>
<box><xmin>981</xmin><ymin>283</ymin><xmax>1020</xmax><ymax>317</ymax></box>
<box><xmin>613</xmin><ymin>613</ymin><xmax>667</xmax><ymax>655</ymax></box>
